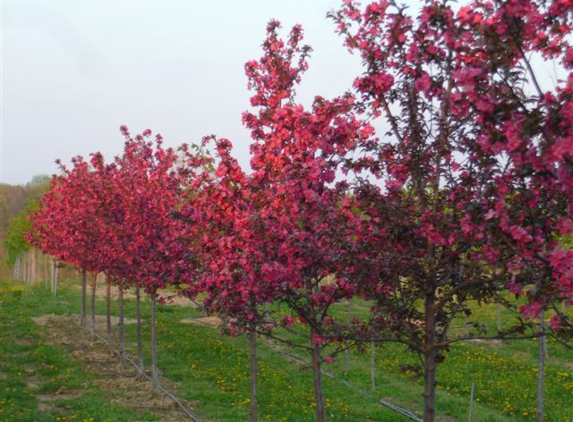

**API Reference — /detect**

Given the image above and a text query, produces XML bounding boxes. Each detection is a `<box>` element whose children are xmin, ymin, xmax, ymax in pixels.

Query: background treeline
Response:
<box><xmin>1</xmin><ymin>176</ymin><xmax>76</xmax><ymax>283</ymax></box>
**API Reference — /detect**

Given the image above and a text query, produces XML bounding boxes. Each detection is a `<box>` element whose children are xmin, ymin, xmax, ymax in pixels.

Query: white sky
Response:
<box><xmin>1</xmin><ymin>0</ymin><xmax>365</xmax><ymax>185</ymax></box>
<box><xmin>3</xmin><ymin>0</ymin><xmax>563</xmax><ymax>186</ymax></box>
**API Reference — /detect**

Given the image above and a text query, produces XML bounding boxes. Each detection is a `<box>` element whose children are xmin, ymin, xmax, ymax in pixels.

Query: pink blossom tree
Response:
<box><xmin>29</xmin><ymin>156</ymin><xmax>110</xmax><ymax>329</ymax></box>
<box><xmin>109</xmin><ymin>126</ymin><xmax>199</xmax><ymax>389</ymax></box>
<box><xmin>179</xmin><ymin>136</ymin><xmax>274</xmax><ymax>422</ymax></box>
<box><xmin>329</xmin><ymin>1</ymin><xmax>573</xmax><ymax>420</ymax></box>
<box><xmin>240</xmin><ymin>21</ymin><xmax>375</xmax><ymax>422</ymax></box>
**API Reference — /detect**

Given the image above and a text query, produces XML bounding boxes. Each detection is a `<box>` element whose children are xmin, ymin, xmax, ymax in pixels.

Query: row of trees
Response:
<box><xmin>27</xmin><ymin>1</ymin><xmax>572</xmax><ymax>421</ymax></box>
<box><xmin>8</xmin><ymin>247</ymin><xmax>55</xmax><ymax>286</ymax></box>
<box><xmin>1</xmin><ymin>175</ymin><xmax>50</xmax><ymax>279</ymax></box>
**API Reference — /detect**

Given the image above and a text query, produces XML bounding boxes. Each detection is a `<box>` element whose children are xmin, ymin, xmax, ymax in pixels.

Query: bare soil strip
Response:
<box><xmin>180</xmin><ymin>316</ymin><xmax>221</xmax><ymax>327</ymax></box>
<box><xmin>33</xmin><ymin>314</ymin><xmax>201</xmax><ymax>422</ymax></box>
<box><xmin>75</xmin><ymin>282</ymin><xmax>197</xmax><ymax>307</ymax></box>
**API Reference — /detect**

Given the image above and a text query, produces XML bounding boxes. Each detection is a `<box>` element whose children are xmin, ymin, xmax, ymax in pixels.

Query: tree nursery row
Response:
<box><xmin>22</xmin><ymin>1</ymin><xmax>573</xmax><ymax>421</ymax></box>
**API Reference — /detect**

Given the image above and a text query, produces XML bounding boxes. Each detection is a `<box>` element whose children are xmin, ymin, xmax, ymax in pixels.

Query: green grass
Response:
<box><xmin>262</xmin><ymin>297</ymin><xmax>572</xmax><ymax>421</ymax></box>
<box><xmin>117</xmin><ymin>299</ymin><xmax>406</xmax><ymax>421</ymax></box>
<box><xmin>1</xmin><ymin>279</ymin><xmax>572</xmax><ymax>421</ymax></box>
<box><xmin>0</xmin><ymin>281</ymin><xmax>157</xmax><ymax>422</ymax></box>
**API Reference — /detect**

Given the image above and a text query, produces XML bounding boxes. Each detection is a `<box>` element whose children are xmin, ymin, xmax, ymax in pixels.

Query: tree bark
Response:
<box><xmin>12</xmin><ymin>255</ymin><xmax>18</xmax><ymax>280</ymax></box>
<box><xmin>311</xmin><ymin>333</ymin><xmax>326</xmax><ymax>422</ymax></box>
<box><xmin>249</xmin><ymin>324</ymin><xmax>258</xmax><ymax>422</ymax></box>
<box><xmin>136</xmin><ymin>286</ymin><xmax>145</xmax><ymax>377</ymax></box>
<box><xmin>371</xmin><ymin>341</ymin><xmax>376</xmax><ymax>392</ymax></box>
<box><xmin>423</xmin><ymin>293</ymin><xmax>438</xmax><ymax>422</ymax></box>
<box><xmin>81</xmin><ymin>270</ymin><xmax>87</xmax><ymax>328</ymax></box>
<box><xmin>106</xmin><ymin>277</ymin><xmax>112</xmax><ymax>344</ymax></box>
<box><xmin>30</xmin><ymin>248</ymin><xmax>36</xmax><ymax>283</ymax></box>
<box><xmin>150</xmin><ymin>293</ymin><xmax>160</xmax><ymax>391</ymax></box>
<box><xmin>118</xmin><ymin>286</ymin><xmax>125</xmax><ymax>357</ymax></box>
<box><xmin>54</xmin><ymin>262</ymin><xmax>59</xmax><ymax>296</ymax></box>
<box><xmin>537</xmin><ymin>310</ymin><xmax>545</xmax><ymax>422</ymax></box>
<box><xmin>46</xmin><ymin>258</ymin><xmax>51</xmax><ymax>290</ymax></box>
<box><xmin>423</xmin><ymin>348</ymin><xmax>438</xmax><ymax>422</ymax></box>
<box><xmin>51</xmin><ymin>260</ymin><xmax>56</xmax><ymax>296</ymax></box>
<box><xmin>90</xmin><ymin>273</ymin><xmax>97</xmax><ymax>332</ymax></box>
<box><xmin>28</xmin><ymin>251</ymin><xmax>32</xmax><ymax>282</ymax></box>
<box><xmin>11</xmin><ymin>256</ymin><xmax>15</xmax><ymax>280</ymax></box>
<box><xmin>345</xmin><ymin>299</ymin><xmax>352</xmax><ymax>378</ymax></box>
<box><xmin>43</xmin><ymin>254</ymin><xmax>49</xmax><ymax>289</ymax></box>
<box><xmin>27</xmin><ymin>251</ymin><xmax>32</xmax><ymax>283</ymax></box>
<box><xmin>19</xmin><ymin>254</ymin><xmax>23</xmax><ymax>280</ymax></box>
<box><xmin>23</xmin><ymin>251</ymin><xmax>28</xmax><ymax>283</ymax></box>
<box><xmin>17</xmin><ymin>254</ymin><xmax>22</xmax><ymax>280</ymax></box>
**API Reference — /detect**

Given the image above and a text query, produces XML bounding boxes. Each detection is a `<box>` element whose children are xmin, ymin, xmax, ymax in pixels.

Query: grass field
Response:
<box><xmin>1</xmin><ymin>279</ymin><xmax>571</xmax><ymax>421</ymax></box>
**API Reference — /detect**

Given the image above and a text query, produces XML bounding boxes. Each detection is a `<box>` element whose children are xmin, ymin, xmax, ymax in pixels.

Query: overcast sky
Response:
<box><xmin>1</xmin><ymin>0</ymin><xmax>368</xmax><ymax>185</ymax></box>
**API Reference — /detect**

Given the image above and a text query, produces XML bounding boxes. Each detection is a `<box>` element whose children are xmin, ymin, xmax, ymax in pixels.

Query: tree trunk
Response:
<box><xmin>150</xmin><ymin>293</ymin><xmax>160</xmax><ymax>391</ymax></box>
<box><xmin>311</xmin><ymin>333</ymin><xmax>326</xmax><ymax>422</ymax></box>
<box><xmin>51</xmin><ymin>260</ymin><xmax>56</xmax><ymax>295</ymax></box>
<box><xmin>370</xmin><ymin>341</ymin><xmax>376</xmax><ymax>391</ymax></box>
<box><xmin>136</xmin><ymin>286</ymin><xmax>145</xmax><ymax>377</ymax></box>
<box><xmin>43</xmin><ymin>254</ymin><xmax>49</xmax><ymax>289</ymax></box>
<box><xmin>27</xmin><ymin>251</ymin><xmax>32</xmax><ymax>283</ymax></box>
<box><xmin>423</xmin><ymin>293</ymin><xmax>438</xmax><ymax>422</ymax></box>
<box><xmin>53</xmin><ymin>262</ymin><xmax>59</xmax><ymax>296</ymax></box>
<box><xmin>249</xmin><ymin>324</ymin><xmax>258</xmax><ymax>422</ymax></box>
<box><xmin>22</xmin><ymin>252</ymin><xmax>26</xmax><ymax>282</ymax></box>
<box><xmin>46</xmin><ymin>258</ymin><xmax>51</xmax><ymax>290</ymax></box>
<box><xmin>30</xmin><ymin>248</ymin><xmax>36</xmax><ymax>283</ymax></box>
<box><xmin>81</xmin><ymin>270</ymin><xmax>87</xmax><ymax>328</ymax></box>
<box><xmin>23</xmin><ymin>251</ymin><xmax>28</xmax><ymax>282</ymax></box>
<box><xmin>12</xmin><ymin>255</ymin><xmax>18</xmax><ymax>280</ymax></box>
<box><xmin>106</xmin><ymin>277</ymin><xmax>112</xmax><ymax>344</ymax></box>
<box><xmin>54</xmin><ymin>265</ymin><xmax>60</xmax><ymax>296</ymax></box>
<box><xmin>18</xmin><ymin>253</ymin><xmax>23</xmax><ymax>281</ymax></box>
<box><xmin>90</xmin><ymin>273</ymin><xmax>97</xmax><ymax>332</ymax></box>
<box><xmin>118</xmin><ymin>286</ymin><xmax>125</xmax><ymax>357</ymax></box>
<box><xmin>423</xmin><ymin>348</ymin><xmax>438</xmax><ymax>422</ymax></box>
<box><xmin>345</xmin><ymin>299</ymin><xmax>352</xmax><ymax>378</ymax></box>
<box><xmin>468</xmin><ymin>382</ymin><xmax>475</xmax><ymax>422</ymax></box>
<box><xmin>18</xmin><ymin>254</ymin><xmax>22</xmax><ymax>280</ymax></box>
<box><xmin>537</xmin><ymin>310</ymin><xmax>545</xmax><ymax>422</ymax></box>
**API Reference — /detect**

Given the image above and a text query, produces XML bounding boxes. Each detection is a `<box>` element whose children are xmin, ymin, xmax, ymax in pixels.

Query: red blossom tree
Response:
<box><xmin>109</xmin><ymin>126</ymin><xmax>199</xmax><ymax>389</ymax></box>
<box><xmin>179</xmin><ymin>136</ymin><xmax>273</xmax><ymax>422</ymax></box>
<box><xmin>29</xmin><ymin>156</ymin><xmax>111</xmax><ymax>329</ymax></box>
<box><xmin>329</xmin><ymin>0</ymin><xmax>573</xmax><ymax>420</ymax></box>
<box><xmin>27</xmin><ymin>3</ymin><xmax>572</xmax><ymax>420</ymax></box>
<box><xmin>85</xmin><ymin>152</ymin><xmax>132</xmax><ymax>351</ymax></box>
<box><xmin>31</xmin><ymin>127</ymin><xmax>200</xmax><ymax>389</ymax></box>
<box><xmin>239</xmin><ymin>21</ymin><xmax>375</xmax><ymax>422</ymax></box>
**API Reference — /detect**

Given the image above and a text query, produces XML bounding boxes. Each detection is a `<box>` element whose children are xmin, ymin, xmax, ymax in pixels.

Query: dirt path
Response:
<box><xmin>76</xmin><ymin>281</ymin><xmax>198</xmax><ymax>307</ymax></box>
<box><xmin>33</xmin><ymin>314</ymin><xmax>202</xmax><ymax>422</ymax></box>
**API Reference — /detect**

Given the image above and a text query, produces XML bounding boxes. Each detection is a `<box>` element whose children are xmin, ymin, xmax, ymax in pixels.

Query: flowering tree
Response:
<box><xmin>109</xmin><ymin>126</ymin><xmax>198</xmax><ymax>389</ymax></box>
<box><xmin>30</xmin><ymin>128</ymin><xmax>198</xmax><ymax>387</ymax></box>
<box><xmin>329</xmin><ymin>0</ymin><xmax>573</xmax><ymax>420</ymax></box>
<box><xmin>29</xmin><ymin>156</ymin><xmax>109</xmax><ymax>328</ymax></box>
<box><xmin>84</xmin><ymin>153</ymin><xmax>127</xmax><ymax>346</ymax></box>
<box><xmin>240</xmin><ymin>21</ymin><xmax>375</xmax><ymax>422</ymax></box>
<box><xmin>179</xmin><ymin>136</ymin><xmax>273</xmax><ymax>422</ymax></box>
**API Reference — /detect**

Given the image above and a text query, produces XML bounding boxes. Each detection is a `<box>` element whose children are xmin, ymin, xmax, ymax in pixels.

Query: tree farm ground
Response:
<box><xmin>1</xmin><ymin>279</ymin><xmax>572</xmax><ymax>422</ymax></box>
